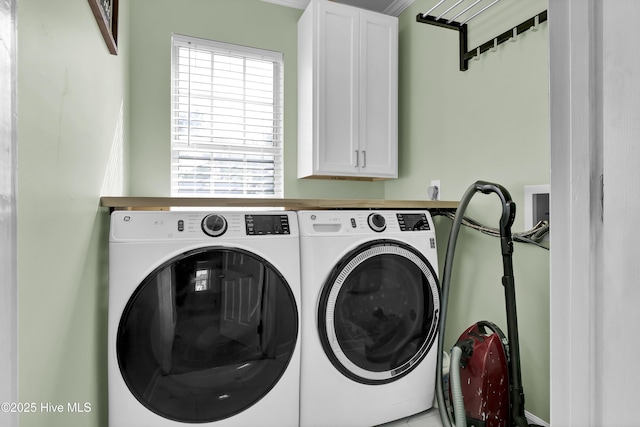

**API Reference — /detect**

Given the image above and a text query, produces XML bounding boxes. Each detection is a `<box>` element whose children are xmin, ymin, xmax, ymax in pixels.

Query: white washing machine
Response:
<box><xmin>297</xmin><ymin>210</ymin><xmax>440</xmax><ymax>427</ymax></box>
<box><xmin>108</xmin><ymin>211</ymin><xmax>301</xmax><ymax>427</ymax></box>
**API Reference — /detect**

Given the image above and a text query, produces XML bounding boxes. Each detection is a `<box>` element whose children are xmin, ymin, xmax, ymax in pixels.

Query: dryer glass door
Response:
<box><xmin>318</xmin><ymin>240</ymin><xmax>439</xmax><ymax>384</ymax></box>
<box><xmin>116</xmin><ymin>247</ymin><xmax>298</xmax><ymax>423</ymax></box>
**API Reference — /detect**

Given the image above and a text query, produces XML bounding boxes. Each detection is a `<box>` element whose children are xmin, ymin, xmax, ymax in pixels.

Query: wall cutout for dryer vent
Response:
<box><xmin>524</xmin><ymin>184</ymin><xmax>549</xmax><ymax>233</ymax></box>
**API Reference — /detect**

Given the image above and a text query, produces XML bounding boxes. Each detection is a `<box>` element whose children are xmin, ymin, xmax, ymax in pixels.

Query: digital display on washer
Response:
<box><xmin>245</xmin><ymin>214</ymin><xmax>290</xmax><ymax>235</ymax></box>
<box><xmin>397</xmin><ymin>213</ymin><xmax>430</xmax><ymax>231</ymax></box>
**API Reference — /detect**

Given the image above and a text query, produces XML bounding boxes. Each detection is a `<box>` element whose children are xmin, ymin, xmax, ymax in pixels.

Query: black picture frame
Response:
<box><xmin>88</xmin><ymin>0</ymin><xmax>119</xmax><ymax>55</ymax></box>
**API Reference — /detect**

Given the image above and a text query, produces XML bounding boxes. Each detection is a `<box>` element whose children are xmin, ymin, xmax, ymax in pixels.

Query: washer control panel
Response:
<box><xmin>397</xmin><ymin>213</ymin><xmax>430</xmax><ymax>231</ymax></box>
<box><xmin>367</xmin><ymin>213</ymin><xmax>387</xmax><ymax>232</ymax></box>
<box><xmin>298</xmin><ymin>210</ymin><xmax>435</xmax><ymax>236</ymax></box>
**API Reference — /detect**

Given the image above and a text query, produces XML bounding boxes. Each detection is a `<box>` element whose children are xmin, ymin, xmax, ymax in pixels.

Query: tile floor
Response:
<box><xmin>378</xmin><ymin>408</ymin><xmax>443</xmax><ymax>427</ymax></box>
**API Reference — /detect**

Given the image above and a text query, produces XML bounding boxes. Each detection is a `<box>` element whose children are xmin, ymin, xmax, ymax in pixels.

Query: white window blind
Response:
<box><xmin>171</xmin><ymin>34</ymin><xmax>284</xmax><ymax>197</ymax></box>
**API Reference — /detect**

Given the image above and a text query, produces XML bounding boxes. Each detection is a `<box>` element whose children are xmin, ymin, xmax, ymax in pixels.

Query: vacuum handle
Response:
<box><xmin>474</xmin><ymin>181</ymin><xmax>514</xmax><ymax>225</ymax></box>
<box><xmin>474</xmin><ymin>181</ymin><xmax>516</xmax><ymax>255</ymax></box>
<box><xmin>476</xmin><ymin>181</ymin><xmax>528</xmax><ymax>427</ymax></box>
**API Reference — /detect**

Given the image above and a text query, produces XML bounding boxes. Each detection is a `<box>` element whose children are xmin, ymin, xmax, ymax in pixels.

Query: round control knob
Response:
<box><xmin>367</xmin><ymin>213</ymin><xmax>386</xmax><ymax>232</ymax></box>
<box><xmin>202</xmin><ymin>214</ymin><xmax>228</xmax><ymax>237</ymax></box>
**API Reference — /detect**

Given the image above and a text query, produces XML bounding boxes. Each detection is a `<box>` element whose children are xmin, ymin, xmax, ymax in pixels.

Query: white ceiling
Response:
<box><xmin>260</xmin><ymin>0</ymin><xmax>415</xmax><ymax>16</ymax></box>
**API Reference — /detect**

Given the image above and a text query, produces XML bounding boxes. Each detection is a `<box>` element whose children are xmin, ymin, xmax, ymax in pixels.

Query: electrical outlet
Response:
<box><xmin>429</xmin><ymin>180</ymin><xmax>441</xmax><ymax>201</ymax></box>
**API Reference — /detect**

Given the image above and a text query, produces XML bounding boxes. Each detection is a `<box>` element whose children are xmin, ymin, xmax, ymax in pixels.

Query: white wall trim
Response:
<box><xmin>549</xmin><ymin>0</ymin><xmax>600</xmax><ymax>425</ymax></box>
<box><xmin>382</xmin><ymin>0</ymin><xmax>414</xmax><ymax>17</ymax></box>
<box><xmin>0</xmin><ymin>0</ymin><xmax>18</xmax><ymax>425</ymax></box>
<box><xmin>526</xmin><ymin>410</ymin><xmax>550</xmax><ymax>427</ymax></box>
<box><xmin>260</xmin><ymin>0</ymin><xmax>308</xmax><ymax>10</ymax></box>
<box><xmin>260</xmin><ymin>0</ymin><xmax>414</xmax><ymax>16</ymax></box>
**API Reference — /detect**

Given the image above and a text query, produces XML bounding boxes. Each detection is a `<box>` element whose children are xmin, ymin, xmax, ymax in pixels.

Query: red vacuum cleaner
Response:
<box><xmin>435</xmin><ymin>181</ymin><xmax>540</xmax><ymax>427</ymax></box>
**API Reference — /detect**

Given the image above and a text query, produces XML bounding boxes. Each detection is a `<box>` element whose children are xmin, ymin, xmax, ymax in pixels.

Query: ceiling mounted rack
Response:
<box><xmin>416</xmin><ymin>0</ymin><xmax>547</xmax><ymax>71</ymax></box>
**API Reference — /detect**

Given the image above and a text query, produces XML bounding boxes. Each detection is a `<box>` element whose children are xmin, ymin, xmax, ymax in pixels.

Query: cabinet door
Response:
<box><xmin>358</xmin><ymin>12</ymin><xmax>398</xmax><ymax>178</ymax></box>
<box><xmin>316</xmin><ymin>1</ymin><xmax>360</xmax><ymax>176</ymax></box>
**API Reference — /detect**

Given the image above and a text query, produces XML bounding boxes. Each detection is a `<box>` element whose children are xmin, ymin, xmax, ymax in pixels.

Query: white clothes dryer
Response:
<box><xmin>108</xmin><ymin>211</ymin><xmax>300</xmax><ymax>427</ymax></box>
<box><xmin>297</xmin><ymin>210</ymin><xmax>440</xmax><ymax>427</ymax></box>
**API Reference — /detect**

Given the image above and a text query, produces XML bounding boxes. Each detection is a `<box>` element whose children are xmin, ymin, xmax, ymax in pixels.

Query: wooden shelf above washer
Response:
<box><xmin>100</xmin><ymin>196</ymin><xmax>459</xmax><ymax>211</ymax></box>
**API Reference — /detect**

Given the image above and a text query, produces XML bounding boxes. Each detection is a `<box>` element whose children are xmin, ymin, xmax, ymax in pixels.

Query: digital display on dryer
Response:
<box><xmin>245</xmin><ymin>214</ymin><xmax>290</xmax><ymax>235</ymax></box>
<box><xmin>397</xmin><ymin>213</ymin><xmax>430</xmax><ymax>231</ymax></box>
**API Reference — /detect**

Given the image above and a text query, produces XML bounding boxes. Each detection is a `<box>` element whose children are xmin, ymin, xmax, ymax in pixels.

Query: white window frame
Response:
<box><xmin>171</xmin><ymin>34</ymin><xmax>284</xmax><ymax>198</ymax></box>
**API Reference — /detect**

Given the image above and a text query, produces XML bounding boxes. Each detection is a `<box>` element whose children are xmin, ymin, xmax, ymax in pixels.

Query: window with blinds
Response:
<box><xmin>171</xmin><ymin>34</ymin><xmax>284</xmax><ymax>197</ymax></box>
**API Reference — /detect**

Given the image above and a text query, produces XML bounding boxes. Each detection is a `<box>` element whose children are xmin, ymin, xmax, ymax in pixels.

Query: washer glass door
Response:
<box><xmin>116</xmin><ymin>247</ymin><xmax>298</xmax><ymax>423</ymax></box>
<box><xmin>318</xmin><ymin>240</ymin><xmax>439</xmax><ymax>384</ymax></box>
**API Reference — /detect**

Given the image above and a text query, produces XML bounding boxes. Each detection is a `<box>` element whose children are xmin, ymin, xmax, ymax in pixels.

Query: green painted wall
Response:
<box><xmin>128</xmin><ymin>0</ymin><xmax>385</xmax><ymax>199</ymax></box>
<box><xmin>388</xmin><ymin>0</ymin><xmax>550</xmax><ymax>421</ymax></box>
<box><xmin>17</xmin><ymin>0</ymin><xmax>129</xmax><ymax>426</ymax></box>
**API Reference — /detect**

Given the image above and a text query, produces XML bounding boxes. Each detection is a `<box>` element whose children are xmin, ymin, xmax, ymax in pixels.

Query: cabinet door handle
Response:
<box><xmin>355</xmin><ymin>150</ymin><xmax>359</xmax><ymax>167</ymax></box>
<box><xmin>362</xmin><ymin>150</ymin><xmax>366</xmax><ymax>168</ymax></box>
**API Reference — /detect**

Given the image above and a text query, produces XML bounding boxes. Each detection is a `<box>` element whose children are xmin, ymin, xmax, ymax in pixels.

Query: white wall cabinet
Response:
<box><xmin>297</xmin><ymin>0</ymin><xmax>398</xmax><ymax>180</ymax></box>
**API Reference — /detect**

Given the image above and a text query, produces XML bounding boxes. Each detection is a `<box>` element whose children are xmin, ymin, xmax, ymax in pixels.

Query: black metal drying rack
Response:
<box><xmin>416</xmin><ymin>2</ymin><xmax>547</xmax><ymax>72</ymax></box>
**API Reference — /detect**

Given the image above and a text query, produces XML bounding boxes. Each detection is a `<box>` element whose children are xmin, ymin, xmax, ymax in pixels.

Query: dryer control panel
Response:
<box><xmin>202</xmin><ymin>214</ymin><xmax>228</xmax><ymax>237</ymax></box>
<box><xmin>110</xmin><ymin>211</ymin><xmax>298</xmax><ymax>242</ymax></box>
<box><xmin>245</xmin><ymin>214</ymin><xmax>290</xmax><ymax>235</ymax></box>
